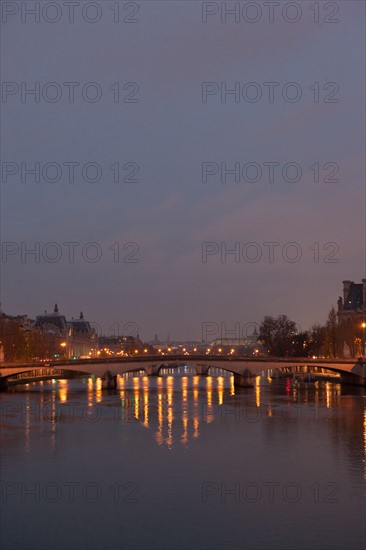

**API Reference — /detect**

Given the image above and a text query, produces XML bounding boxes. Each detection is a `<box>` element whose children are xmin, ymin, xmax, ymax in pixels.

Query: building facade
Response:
<box><xmin>337</xmin><ymin>280</ymin><xmax>366</xmax><ymax>321</ymax></box>
<box><xmin>68</xmin><ymin>312</ymin><xmax>97</xmax><ymax>358</ymax></box>
<box><xmin>337</xmin><ymin>280</ymin><xmax>366</xmax><ymax>357</ymax></box>
<box><xmin>35</xmin><ymin>305</ymin><xmax>97</xmax><ymax>358</ymax></box>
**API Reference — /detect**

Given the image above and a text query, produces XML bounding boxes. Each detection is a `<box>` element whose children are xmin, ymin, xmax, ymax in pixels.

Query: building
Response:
<box><xmin>337</xmin><ymin>280</ymin><xmax>366</xmax><ymax>357</ymax></box>
<box><xmin>34</xmin><ymin>304</ymin><xmax>69</xmax><ymax>358</ymax></box>
<box><xmin>35</xmin><ymin>305</ymin><xmax>97</xmax><ymax>358</ymax></box>
<box><xmin>98</xmin><ymin>335</ymin><xmax>144</xmax><ymax>356</ymax></box>
<box><xmin>68</xmin><ymin>312</ymin><xmax>97</xmax><ymax>358</ymax></box>
<box><xmin>337</xmin><ymin>280</ymin><xmax>366</xmax><ymax>321</ymax></box>
<box><xmin>34</xmin><ymin>304</ymin><xmax>68</xmax><ymax>336</ymax></box>
<box><xmin>0</xmin><ymin>312</ymin><xmax>33</xmax><ymax>361</ymax></box>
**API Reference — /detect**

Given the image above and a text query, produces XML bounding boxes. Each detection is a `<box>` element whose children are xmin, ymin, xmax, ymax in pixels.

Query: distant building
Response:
<box><xmin>68</xmin><ymin>312</ymin><xmax>97</xmax><ymax>358</ymax></box>
<box><xmin>98</xmin><ymin>335</ymin><xmax>143</xmax><ymax>356</ymax></box>
<box><xmin>35</xmin><ymin>305</ymin><xmax>97</xmax><ymax>358</ymax></box>
<box><xmin>337</xmin><ymin>280</ymin><xmax>366</xmax><ymax>321</ymax></box>
<box><xmin>35</xmin><ymin>303</ymin><xmax>68</xmax><ymax>336</ymax></box>
<box><xmin>209</xmin><ymin>338</ymin><xmax>266</xmax><ymax>356</ymax></box>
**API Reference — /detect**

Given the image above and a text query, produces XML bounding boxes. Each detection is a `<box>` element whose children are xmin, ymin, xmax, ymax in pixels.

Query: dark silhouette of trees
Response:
<box><xmin>307</xmin><ymin>324</ymin><xmax>326</xmax><ymax>357</ymax></box>
<box><xmin>291</xmin><ymin>331</ymin><xmax>310</xmax><ymax>357</ymax></box>
<box><xmin>325</xmin><ymin>306</ymin><xmax>340</xmax><ymax>357</ymax></box>
<box><xmin>259</xmin><ymin>315</ymin><xmax>297</xmax><ymax>356</ymax></box>
<box><xmin>259</xmin><ymin>308</ymin><xmax>365</xmax><ymax>359</ymax></box>
<box><xmin>0</xmin><ymin>317</ymin><xmax>27</xmax><ymax>361</ymax></box>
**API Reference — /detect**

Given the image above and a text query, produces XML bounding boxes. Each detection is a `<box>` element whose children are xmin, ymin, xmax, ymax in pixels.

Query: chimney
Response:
<box><xmin>342</xmin><ymin>281</ymin><xmax>352</xmax><ymax>304</ymax></box>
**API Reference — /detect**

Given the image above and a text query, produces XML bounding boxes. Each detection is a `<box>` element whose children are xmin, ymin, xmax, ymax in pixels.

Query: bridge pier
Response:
<box><xmin>340</xmin><ymin>373</ymin><xmax>366</xmax><ymax>386</ymax></box>
<box><xmin>102</xmin><ymin>371</ymin><xmax>118</xmax><ymax>390</ymax></box>
<box><xmin>340</xmin><ymin>371</ymin><xmax>366</xmax><ymax>386</ymax></box>
<box><xmin>144</xmin><ymin>365</ymin><xmax>160</xmax><ymax>376</ymax></box>
<box><xmin>340</xmin><ymin>359</ymin><xmax>366</xmax><ymax>386</ymax></box>
<box><xmin>195</xmin><ymin>365</ymin><xmax>210</xmax><ymax>376</ymax></box>
<box><xmin>0</xmin><ymin>378</ymin><xmax>8</xmax><ymax>392</ymax></box>
<box><xmin>233</xmin><ymin>370</ymin><xmax>255</xmax><ymax>388</ymax></box>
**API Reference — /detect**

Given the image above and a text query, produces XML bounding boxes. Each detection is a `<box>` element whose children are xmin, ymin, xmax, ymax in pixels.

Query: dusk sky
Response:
<box><xmin>1</xmin><ymin>1</ymin><xmax>365</xmax><ymax>340</ymax></box>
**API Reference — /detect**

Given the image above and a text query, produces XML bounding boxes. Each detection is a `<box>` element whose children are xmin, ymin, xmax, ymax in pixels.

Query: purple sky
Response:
<box><xmin>1</xmin><ymin>1</ymin><xmax>365</xmax><ymax>340</ymax></box>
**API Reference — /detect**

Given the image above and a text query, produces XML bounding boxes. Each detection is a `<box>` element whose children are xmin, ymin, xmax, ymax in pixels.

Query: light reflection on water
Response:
<box><xmin>119</xmin><ymin>374</ymin><xmax>231</xmax><ymax>448</ymax></box>
<box><xmin>0</xmin><ymin>371</ymin><xmax>365</xmax><ymax>550</ymax></box>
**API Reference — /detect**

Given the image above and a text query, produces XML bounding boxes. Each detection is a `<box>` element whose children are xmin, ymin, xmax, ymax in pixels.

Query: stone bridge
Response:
<box><xmin>0</xmin><ymin>355</ymin><xmax>365</xmax><ymax>389</ymax></box>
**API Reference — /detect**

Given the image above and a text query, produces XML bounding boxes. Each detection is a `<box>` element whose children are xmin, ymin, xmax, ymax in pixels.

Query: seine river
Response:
<box><xmin>1</xmin><ymin>370</ymin><xmax>365</xmax><ymax>550</ymax></box>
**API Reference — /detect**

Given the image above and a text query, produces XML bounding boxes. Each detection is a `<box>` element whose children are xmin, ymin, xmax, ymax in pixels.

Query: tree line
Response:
<box><xmin>258</xmin><ymin>308</ymin><xmax>365</xmax><ymax>358</ymax></box>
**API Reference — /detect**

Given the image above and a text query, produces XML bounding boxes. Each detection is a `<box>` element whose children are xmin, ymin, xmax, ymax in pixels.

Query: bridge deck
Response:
<box><xmin>0</xmin><ymin>355</ymin><xmax>365</xmax><ymax>386</ymax></box>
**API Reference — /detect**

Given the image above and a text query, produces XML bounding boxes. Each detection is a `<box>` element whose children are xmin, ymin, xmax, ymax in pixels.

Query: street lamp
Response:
<box><xmin>361</xmin><ymin>322</ymin><xmax>366</xmax><ymax>357</ymax></box>
<box><xmin>60</xmin><ymin>342</ymin><xmax>68</xmax><ymax>358</ymax></box>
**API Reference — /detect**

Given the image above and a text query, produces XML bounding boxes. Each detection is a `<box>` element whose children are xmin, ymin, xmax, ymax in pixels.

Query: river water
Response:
<box><xmin>1</xmin><ymin>370</ymin><xmax>365</xmax><ymax>550</ymax></box>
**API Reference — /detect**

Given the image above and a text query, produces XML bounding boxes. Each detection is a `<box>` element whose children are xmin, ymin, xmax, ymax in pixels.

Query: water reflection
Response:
<box><xmin>3</xmin><ymin>374</ymin><xmax>365</xmax><ymax>462</ymax></box>
<box><xmin>116</xmin><ymin>374</ymin><xmax>234</xmax><ymax>448</ymax></box>
<box><xmin>255</xmin><ymin>375</ymin><xmax>261</xmax><ymax>407</ymax></box>
<box><xmin>95</xmin><ymin>377</ymin><xmax>102</xmax><ymax>403</ymax></box>
<box><xmin>2</xmin><ymin>373</ymin><xmax>365</xmax><ymax>550</ymax></box>
<box><xmin>143</xmin><ymin>376</ymin><xmax>149</xmax><ymax>428</ymax></box>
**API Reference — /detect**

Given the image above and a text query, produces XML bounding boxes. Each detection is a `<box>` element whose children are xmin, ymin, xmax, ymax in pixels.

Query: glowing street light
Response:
<box><xmin>361</xmin><ymin>322</ymin><xmax>366</xmax><ymax>356</ymax></box>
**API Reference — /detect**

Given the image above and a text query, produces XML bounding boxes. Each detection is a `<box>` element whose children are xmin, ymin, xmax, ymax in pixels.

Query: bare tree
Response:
<box><xmin>259</xmin><ymin>315</ymin><xmax>297</xmax><ymax>357</ymax></box>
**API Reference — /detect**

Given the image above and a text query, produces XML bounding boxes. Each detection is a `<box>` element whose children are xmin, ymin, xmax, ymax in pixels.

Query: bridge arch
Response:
<box><xmin>0</xmin><ymin>365</ymin><xmax>97</xmax><ymax>390</ymax></box>
<box><xmin>1</xmin><ymin>356</ymin><xmax>365</xmax><ymax>389</ymax></box>
<box><xmin>149</xmin><ymin>362</ymin><xmax>236</xmax><ymax>377</ymax></box>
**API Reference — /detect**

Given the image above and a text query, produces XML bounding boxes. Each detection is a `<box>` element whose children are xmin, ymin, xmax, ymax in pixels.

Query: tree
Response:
<box><xmin>291</xmin><ymin>331</ymin><xmax>310</xmax><ymax>357</ymax></box>
<box><xmin>259</xmin><ymin>315</ymin><xmax>297</xmax><ymax>357</ymax></box>
<box><xmin>0</xmin><ymin>317</ymin><xmax>27</xmax><ymax>361</ymax></box>
<box><xmin>325</xmin><ymin>307</ymin><xmax>341</xmax><ymax>357</ymax></box>
<box><xmin>308</xmin><ymin>324</ymin><xmax>326</xmax><ymax>357</ymax></box>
